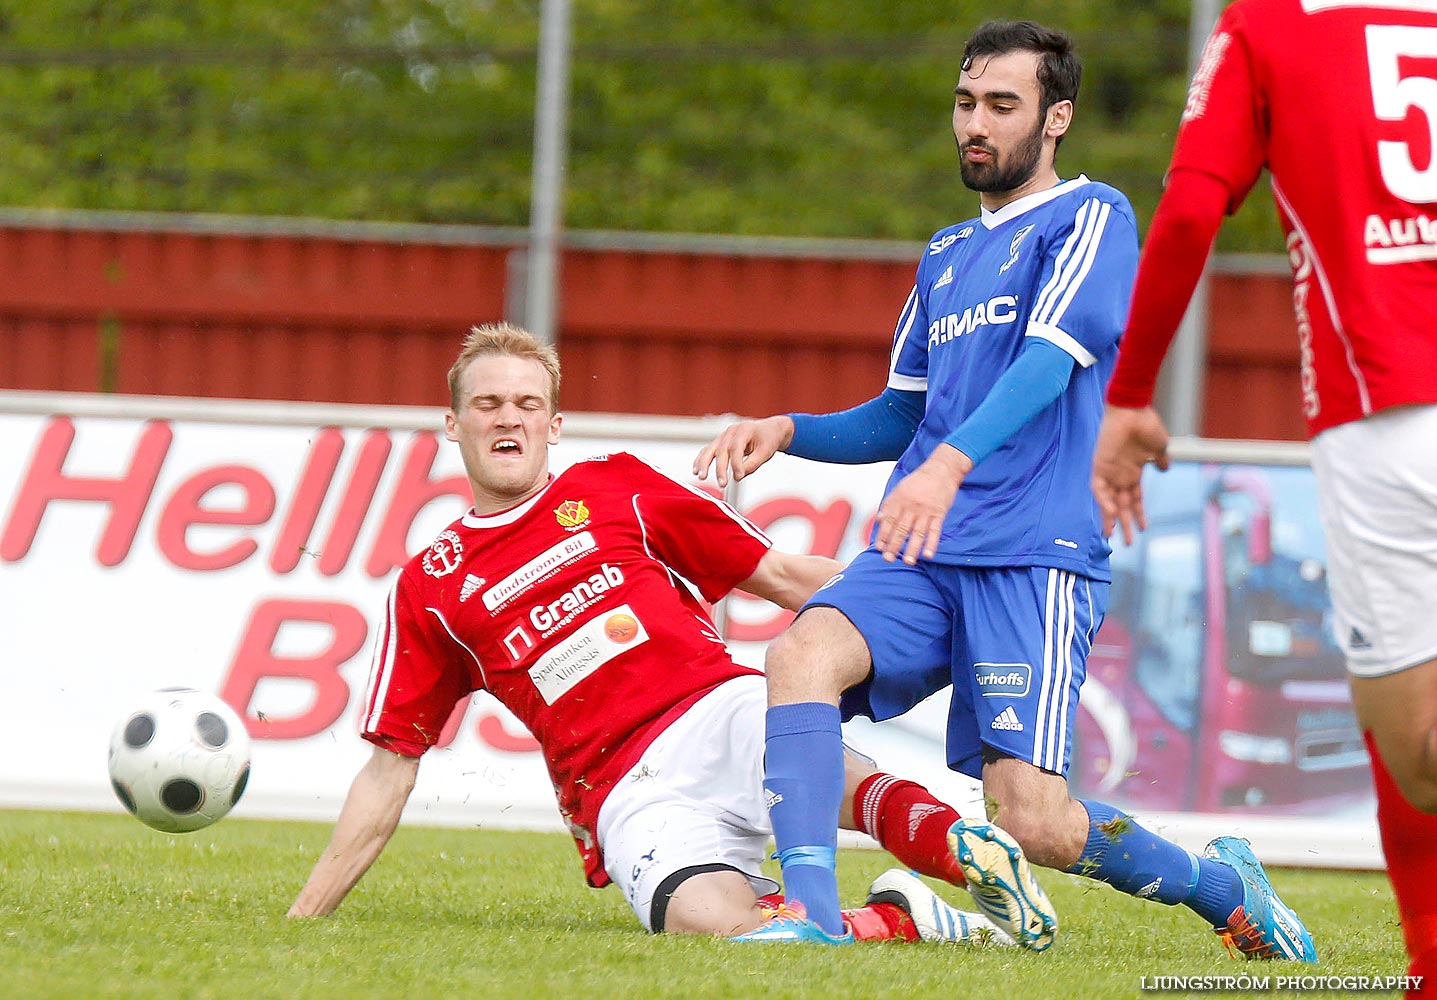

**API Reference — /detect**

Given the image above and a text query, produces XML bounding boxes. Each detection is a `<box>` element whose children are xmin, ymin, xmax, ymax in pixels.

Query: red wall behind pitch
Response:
<box><xmin>0</xmin><ymin>223</ymin><xmax>507</xmax><ymax>408</ymax></box>
<box><xmin>0</xmin><ymin>216</ymin><xmax>1306</xmax><ymax>440</ymax></box>
<box><xmin>1205</xmin><ymin>270</ymin><xmax>1306</xmax><ymax>441</ymax></box>
<box><xmin>559</xmin><ymin>250</ymin><xmax>905</xmax><ymax>417</ymax></box>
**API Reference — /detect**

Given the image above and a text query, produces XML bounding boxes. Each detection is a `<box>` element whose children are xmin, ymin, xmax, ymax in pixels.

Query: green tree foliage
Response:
<box><xmin>0</xmin><ymin>0</ymin><xmax>1284</xmax><ymax>251</ymax></box>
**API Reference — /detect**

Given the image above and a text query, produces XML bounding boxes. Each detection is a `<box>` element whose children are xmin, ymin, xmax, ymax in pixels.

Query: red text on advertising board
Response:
<box><xmin>1</xmin><ymin>417</ymin><xmax>870</xmax><ymax>749</ymax></box>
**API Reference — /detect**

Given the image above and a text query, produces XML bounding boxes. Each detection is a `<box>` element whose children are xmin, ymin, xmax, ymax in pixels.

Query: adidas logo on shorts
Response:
<box><xmin>990</xmin><ymin>707</ymin><xmax>1024</xmax><ymax>732</ymax></box>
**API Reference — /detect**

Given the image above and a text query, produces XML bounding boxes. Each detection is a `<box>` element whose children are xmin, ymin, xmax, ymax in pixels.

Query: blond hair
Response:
<box><xmin>447</xmin><ymin>322</ymin><xmax>562</xmax><ymax>413</ymax></box>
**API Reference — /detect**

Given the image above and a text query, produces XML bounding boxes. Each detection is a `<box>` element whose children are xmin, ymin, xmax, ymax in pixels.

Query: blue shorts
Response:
<box><xmin>807</xmin><ymin>548</ymin><xmax>1108</xmax><ymax>780</ymax></box>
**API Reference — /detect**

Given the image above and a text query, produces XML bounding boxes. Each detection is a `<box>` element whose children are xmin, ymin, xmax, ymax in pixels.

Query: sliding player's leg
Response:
<box><xmin>594</xmin><ymin>672</ymin><xmax>957</xmax><ymax>943</ymax></box>
<box><xmin>595</xmin><ymin>676</ymin><xmax>780</xmax><ymax>936</ymax></box>
<box><xmin>846</xmin><ymin>763</ymin><xmax>967</xmax><ymax>888</ymax></box>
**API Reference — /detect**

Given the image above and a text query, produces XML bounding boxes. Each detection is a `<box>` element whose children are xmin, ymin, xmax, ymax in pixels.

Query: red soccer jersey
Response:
<box><xmin>1164</xmin><ymin>0</ymin><xmax>1437</xmax><ymax>436</ymax></box>
<box><xmin>359</xmin><ymin>452</ymin><xmax>770</xmax><ymax>885</ymax></box>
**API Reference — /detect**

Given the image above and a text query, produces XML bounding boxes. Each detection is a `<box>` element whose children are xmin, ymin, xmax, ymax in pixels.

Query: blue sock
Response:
<box><xmin>1188</xmin><ymin>856</ymin><xmax>1246</xmax><ymax>928</ymax></box>
<box><xmin>763</xmin><ymin>702</ymin><xmax>845</xmax><ymax>935</ymax></box>
<box><xmin>1067</xmin><ymin>800</ymin><xmax>1243</xmax><ymax>926</ymax></box>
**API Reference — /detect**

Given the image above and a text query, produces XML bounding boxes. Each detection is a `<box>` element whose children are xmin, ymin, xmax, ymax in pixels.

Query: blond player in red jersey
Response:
<box><xmin>1092</xmin><ymin>0</ymin><xmax>1437</xmax><ymax>988</ymax></box>
<box><xmin>288</xmin><ymin>322</ymin><xmax>1022</xmax><ymax>946</ymax></box>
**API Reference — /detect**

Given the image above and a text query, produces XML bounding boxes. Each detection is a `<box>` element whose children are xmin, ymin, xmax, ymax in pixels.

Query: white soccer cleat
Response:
<box><xmin>866</xmin><ymin>868</ymin><xmax>1015</xmax><ymax>946</ymax></box>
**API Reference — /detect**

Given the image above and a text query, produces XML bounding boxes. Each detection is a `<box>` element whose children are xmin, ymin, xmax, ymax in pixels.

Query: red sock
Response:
<box><xmin>1367</xmin><ymin>733</ymin><xmax>1437</xmax><ymax>963</ymax></box>
<box><xmin>842</xmin><ymin>902</ymin><xmax>919</xmax><ymax>942</ymax></box>
<box><xmin>852</xmin><ymin>773</ymin><xmax>965</xmax><ymax>886</ymax></box>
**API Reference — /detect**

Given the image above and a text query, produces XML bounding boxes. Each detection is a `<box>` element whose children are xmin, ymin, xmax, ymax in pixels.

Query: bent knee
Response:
<box><xmin>763</xmin><ymin>626</ymin><xmax>807</xmax><ymax>673</ymax></box>
<box><xmin>658</xmin><ymin>868</ymin><xmax>762</xmax><ymax>936</ymax></box>
<box><xmin>764</xmin><ymin>609</ymin><xmax>870</xmax><ymax>701</ymax></box>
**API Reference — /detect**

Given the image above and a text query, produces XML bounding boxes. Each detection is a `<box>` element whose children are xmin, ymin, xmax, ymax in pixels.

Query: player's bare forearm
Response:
<box><xmin>738</xmin><ymin>549</ymin><xmax>843</xmax><ymax>611</ymax></box>
<box><xmin>287</xmin><ymin>746</ymin><xmax>419</xmax><ymax>917</ymax></box>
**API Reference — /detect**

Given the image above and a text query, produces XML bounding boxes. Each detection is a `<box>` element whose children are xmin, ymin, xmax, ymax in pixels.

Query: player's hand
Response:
<box><xmin>1092</xmin><ymin>404</ymin><xmax>1170</xmax><ymax>546</ymax></box>
<box><xmin>873</xmin><ymin>445</ymin><xmax>972</xmax><ymax>565</ymax></box>
<box><xmin>692</xmin><ymin>415</ymin><xmax>794</xmax><ymax>487</ymax></box>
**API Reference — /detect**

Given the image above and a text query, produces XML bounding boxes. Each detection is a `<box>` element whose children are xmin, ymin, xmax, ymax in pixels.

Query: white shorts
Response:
<box><xmin>1311</xmin><ymin>404</ymin><xmax>1437</xmax><ymax>678</ymax></box>
<box><xmin>595</xmin><ymin>675</ymin><xmax>779</xmax><ymax>932</ymax></box>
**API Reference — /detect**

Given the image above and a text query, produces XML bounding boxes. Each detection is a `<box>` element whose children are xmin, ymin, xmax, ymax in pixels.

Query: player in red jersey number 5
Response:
<box><xmin>1092</xmin><ymin>1</ymin><xmax>1437</xmax><ymax>990</ymax></box>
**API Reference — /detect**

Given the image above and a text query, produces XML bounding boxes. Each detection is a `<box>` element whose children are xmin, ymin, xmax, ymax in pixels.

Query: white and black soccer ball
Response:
<box><xmin>107</xmin><ymin>688</ymin><xmax>252</xmax><ymax>833</ymax></box>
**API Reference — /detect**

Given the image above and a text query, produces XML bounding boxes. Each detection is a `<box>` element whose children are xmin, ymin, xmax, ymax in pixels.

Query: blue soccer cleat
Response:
<box><xmin>729</xmin><ymin>901</ymin><xmax>854</xmax><ymax>946</ymax></box>
<box><xmin>1204</xmin><ymin>836</ymin><xmax>1317</xmax><ymax>962</ymax></box>
<box><xmin>866</xmin><ymin>868</ymin><xmax>1015</xmax><ymax>946</ymax></box>
<box><xmin>948</xmin><ymin>818</ymin><xmax>1058</xmax><ymax>951</ymax></box>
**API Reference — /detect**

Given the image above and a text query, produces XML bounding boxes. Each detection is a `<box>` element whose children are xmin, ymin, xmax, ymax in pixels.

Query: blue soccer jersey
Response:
<box><xmin>886</xmin><ymin>175</ymin><xmax>1138</xmax><ymax>580</ymax></box>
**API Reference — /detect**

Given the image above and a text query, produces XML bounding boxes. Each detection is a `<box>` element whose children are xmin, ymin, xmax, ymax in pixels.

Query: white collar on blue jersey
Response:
<box><xmin>979</xmin><ymin>175</ymin><xmax>1091</xmax><ymax>230</ymax></box>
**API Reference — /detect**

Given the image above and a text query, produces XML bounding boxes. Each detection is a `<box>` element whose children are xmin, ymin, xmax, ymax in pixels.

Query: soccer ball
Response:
<box><xmin>107</xmin><ymin>688</ymin><xmax>252</xmax><ymax>833</ymax></box>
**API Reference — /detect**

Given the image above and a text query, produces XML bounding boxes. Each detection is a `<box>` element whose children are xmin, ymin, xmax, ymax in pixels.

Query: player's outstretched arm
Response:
<box><xmin>692</xmin><ymin>415</ymin><xmax>794</xmax><ymax>487</ymax></box>
<box><xmin>1091</xmin><ymin>404</ymin><xmax>1171</xmax><ymax>546</ymax></box>
<box><xmin>287</xmin><ymin>745</ymin><xmax>420</xmax><ymax>917</ymax></box>
<box><xmin>737</xmin><ymin>548</ymin><xmax>843</xmax><ymax>611</ymax></box>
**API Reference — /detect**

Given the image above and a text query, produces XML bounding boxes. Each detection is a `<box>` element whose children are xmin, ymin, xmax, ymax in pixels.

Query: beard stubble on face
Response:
<box><xmin>959</xmin><ymin>110</ymin><xmax>1046</xmax><ymax>194</ymax></box>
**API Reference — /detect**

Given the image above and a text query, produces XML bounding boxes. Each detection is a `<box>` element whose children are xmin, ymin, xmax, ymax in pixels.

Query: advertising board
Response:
<box><xmin>0</xmin><ymin>393</ymin><xmax>1380</xmax><ymax>867</ymax></box>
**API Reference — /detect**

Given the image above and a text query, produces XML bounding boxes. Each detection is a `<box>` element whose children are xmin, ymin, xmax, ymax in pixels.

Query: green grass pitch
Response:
<box><xmin>0</xmin><ymin>809</ymin><xmax>1406</xmax><ymax>999</ymax></box>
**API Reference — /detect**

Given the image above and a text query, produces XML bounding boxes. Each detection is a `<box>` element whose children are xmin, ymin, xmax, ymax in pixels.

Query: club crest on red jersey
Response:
<box><xmin>554</xmin><ymin>499</ymin><xmax>591</xmax><ymax>531</ymax></box>
<box><xmin>421</xmin><ymin>529</ymin><xmax>464</xmax><ymax>578</ymax></box>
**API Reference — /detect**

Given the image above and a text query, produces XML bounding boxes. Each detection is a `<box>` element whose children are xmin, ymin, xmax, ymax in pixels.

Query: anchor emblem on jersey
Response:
<box><xmin>422</xmin><ymin>529</ymin><xmax>464</xmax><ymax>578</ymax></box>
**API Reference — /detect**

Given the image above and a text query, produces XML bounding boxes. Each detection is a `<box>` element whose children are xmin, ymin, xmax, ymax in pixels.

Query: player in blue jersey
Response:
<box><xmin>695</xmin><ymin>19</ymin><xmax>1315</xmax><ymax>961</ymax></box>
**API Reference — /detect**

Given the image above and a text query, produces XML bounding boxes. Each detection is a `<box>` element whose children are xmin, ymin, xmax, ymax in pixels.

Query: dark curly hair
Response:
<box><xmin>961</xmin><ymin>20</ymin><xmax>1081</xmax><ymax>147</ymax></box>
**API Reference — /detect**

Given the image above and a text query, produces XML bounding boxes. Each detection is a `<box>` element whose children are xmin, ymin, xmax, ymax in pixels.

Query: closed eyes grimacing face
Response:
<box><xmin>445</xmin><ymin>353</ymin><xmax>561</xmax><ymax>513</ymax></box>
